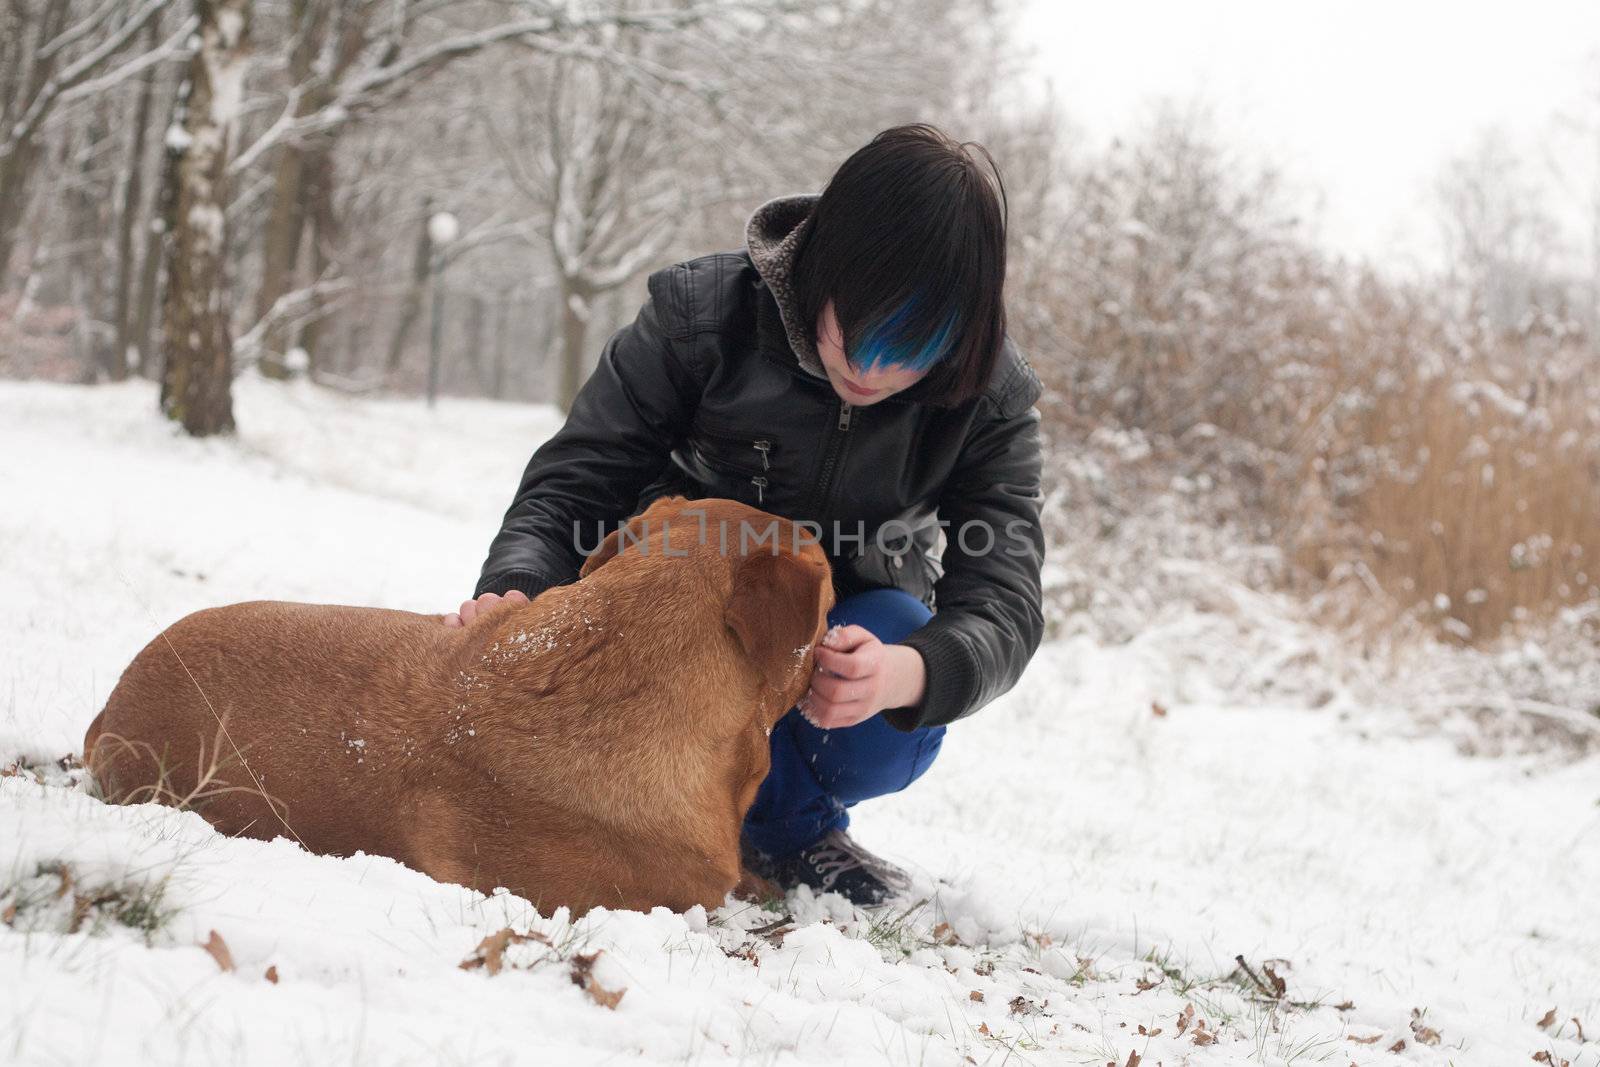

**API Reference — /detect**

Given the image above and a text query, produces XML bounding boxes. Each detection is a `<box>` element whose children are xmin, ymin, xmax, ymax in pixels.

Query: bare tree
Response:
<box><xmin>110</xmin><ymin>16</ymin><xmax>168</xmax><ymax>380</ymax></box>
<box><xmin>488</xmin><ymin>46</ymin><xmax>702</xmax><ymax>411</ymax></box>
<box><xmin>1436</xmin><ymin>128</ymin><xmax>1567</xmax><ymax>331</ymax></box>
<box><xmin>159</xmin><ymin>0</ymin><xmax>252</xmax><ymax>435</ymax></box>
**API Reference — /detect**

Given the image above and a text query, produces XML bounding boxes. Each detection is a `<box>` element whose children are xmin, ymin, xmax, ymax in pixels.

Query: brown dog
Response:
<box><xmin>84</xmin><ymin>496</ymin><xmax>833</xmax><ymax>915</ymax></box>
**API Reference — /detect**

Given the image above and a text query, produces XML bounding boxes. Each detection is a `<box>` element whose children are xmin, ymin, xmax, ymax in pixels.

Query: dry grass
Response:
<box><xmin>1005</xmin><ymin>107</ymin><xmax>1600</xmax><ymax>649</ymax></box>
<box><xmin>1280</xmin><ymin>301</ymin><xmax>1599</xmax><ymax>644</ymax></box>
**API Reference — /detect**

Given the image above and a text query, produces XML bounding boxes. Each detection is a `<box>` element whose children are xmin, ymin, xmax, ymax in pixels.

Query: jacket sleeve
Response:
<box><xmin>474</xmin><ymin>266</ymin><xmax>703</xmax><ymax>600</ymax></box>
<box><xmin>887</xmin><ymin>380</ymin><xmax>1046</xmax><ymax>731</ymax></box>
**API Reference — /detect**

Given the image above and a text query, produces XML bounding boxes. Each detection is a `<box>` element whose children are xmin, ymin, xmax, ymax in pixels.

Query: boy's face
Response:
<box><xmin>814</xmin><ymin>301</ymin><xmax>929</xmax><ymax>406</ymax></box>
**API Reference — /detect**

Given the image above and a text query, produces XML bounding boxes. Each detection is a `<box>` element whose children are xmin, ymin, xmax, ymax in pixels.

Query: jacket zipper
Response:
<box><xmin>810</xmin><ymin>401</ymin><xmax>853</xmax><ymax>515</ymax></box>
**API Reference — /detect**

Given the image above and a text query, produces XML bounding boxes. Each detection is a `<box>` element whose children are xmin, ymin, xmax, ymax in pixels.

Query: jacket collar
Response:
<box><xmin>745</xmin><ymin>193</ymin><xmax>827</xmax><ymax>380</ymax></box>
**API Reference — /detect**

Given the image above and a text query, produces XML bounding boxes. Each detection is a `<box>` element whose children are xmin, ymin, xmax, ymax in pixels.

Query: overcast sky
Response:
<box><xmin>1014</xmin><ymin>1</ymin><xmax>1600</xmax><ymax>272</ymax></box>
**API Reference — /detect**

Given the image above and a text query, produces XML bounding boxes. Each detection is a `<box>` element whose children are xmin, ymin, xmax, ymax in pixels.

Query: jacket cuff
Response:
<box><xmin>884</xmin><ymin>625</ymin><xmax>980</xmax><ymax>732</ymax></box>
<box><xmin>474</xmin><ymin>568</ymin><xmax>569</xmax><ymax>602</ymax></box>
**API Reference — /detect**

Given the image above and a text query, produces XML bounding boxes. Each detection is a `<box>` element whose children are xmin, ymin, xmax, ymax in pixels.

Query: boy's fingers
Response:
<box><xmin>504</xmin><ymin>589</ymin><xmax>530</xmax><ymax>605</ymax></box>
<box><xmin>443</xmin><ymin>612</ymin><xmax>462</xmax><ymax>628</ymax></box>
<box><xmin>815</xmin><ymin>645</ymin><xmax>873</xmax><ymax>680</ymax></box>
<box><xmin>809</xmin><ymin>673</ymin><xmax>866</xmax><ymax>704</ymax></box>
<box><xmin>820</xmin><ymin>624</ymin><xmax>876</xmax><ymax>653</ymax></box>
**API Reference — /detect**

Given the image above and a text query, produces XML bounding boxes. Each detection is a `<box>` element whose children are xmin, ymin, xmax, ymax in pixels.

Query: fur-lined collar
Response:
<box><xmin>744</xmin><ymin>193</ymin><xmax>825</xmax><ymax>378</ymax></box>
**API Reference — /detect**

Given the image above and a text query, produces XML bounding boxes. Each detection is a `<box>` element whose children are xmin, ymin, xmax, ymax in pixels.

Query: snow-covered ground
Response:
<box><xmin>2</xmin><ymin>378</ymin><xmax>1596</xmax><ymax>1067</ymax></box>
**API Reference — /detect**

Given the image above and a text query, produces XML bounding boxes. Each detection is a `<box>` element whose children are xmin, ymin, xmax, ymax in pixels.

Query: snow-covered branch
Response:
<box><xmin>56</xmin><ymin>15</ymin><xmax>199</xmax><ymax>106</ymax></box>
<box><xmin>229</xmin><ymin>0</ymin><xmax>803</xmax><ymax>175</ymax></box>
<box><xmin>0</xmin><ymin>0</ymin><xmax>178</xmax><ymax>162</ymax></box>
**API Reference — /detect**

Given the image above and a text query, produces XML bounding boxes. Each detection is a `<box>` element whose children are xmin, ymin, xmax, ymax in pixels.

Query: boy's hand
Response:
<box><xmin>799</xmin><ymin>624</ymin><xmax>927</xmax><ymax>730</ymax></box>
<box><xmin>443</xmin><ymin>589</ymin><xmax>528</xmax><ymax>627</ymax></box>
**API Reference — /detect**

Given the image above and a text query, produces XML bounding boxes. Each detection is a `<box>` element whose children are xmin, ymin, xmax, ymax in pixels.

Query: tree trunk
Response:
<box><xmin>385</xmin><ymin>197</ymin><xmax>432</xmax><ymax>375</ymax></box>
<box><xmin>295</xmin><ymin>143</ymin><xmax>338</xmax><ymax>376</ymax></box>
<box><xmin>159</xmin><ymin>0</ymin><xmax>251</xmax><ymax>437</ymax></box>
<box><xmin>111</xmin><ymin>17</ymin><xmax>164</xmax><ymax>381</ymax></box>
<box><xmin>461</xmin><ymin>293</ymin><xmax>486</xmax><ymax>393</ymax></box>
<box><xmin>558</xmin><ymin>274</ymin><xmax>591</xmax><ymax>414</ymax></box>
<box><xmin>491</xmin><ymin>285</ymin><xmax>510</xmax><ymax>399</ymax></box>
<box><xmin>68</xmin><ymin>100</ymin><xmax>112</xmax><ymax>381</ymax></box>
<box><xmin>255</xmin><ymin>145</ymin><xmax>308</xmax><ymax>379</ymax></box>
<box><xmin>133</xmin><ymin>85</ymin><xmax>181</xmax><ymax>380</ymax></box>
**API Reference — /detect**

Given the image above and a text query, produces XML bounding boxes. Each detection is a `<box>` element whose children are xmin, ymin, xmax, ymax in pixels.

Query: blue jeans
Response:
<box><xmin>741</xmin><ymin>588</ymin><xmax>946</xmax><ymax>857</ymax></box>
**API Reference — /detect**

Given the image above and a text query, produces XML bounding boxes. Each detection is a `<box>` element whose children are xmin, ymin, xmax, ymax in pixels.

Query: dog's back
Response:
<box><xmin>85</xmin><ymin>601</ymin><xmax>452</xmax><ymax>860</ymax></box>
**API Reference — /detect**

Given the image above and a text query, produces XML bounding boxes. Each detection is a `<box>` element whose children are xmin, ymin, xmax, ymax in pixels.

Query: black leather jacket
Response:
<box><xmin>475</xmin><ymin>248</ymin><xmax>1045</xmax><ymax>731</ymax></box>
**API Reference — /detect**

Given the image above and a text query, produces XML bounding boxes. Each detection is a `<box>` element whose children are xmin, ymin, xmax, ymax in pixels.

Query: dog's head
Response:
<box><xmin>580</xmin><ymin>496</ymin><xmax>834</xmax><ymax>710</ymax></box>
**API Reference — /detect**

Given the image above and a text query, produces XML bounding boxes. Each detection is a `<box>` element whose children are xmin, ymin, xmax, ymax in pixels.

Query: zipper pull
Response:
<box><xmin>751</xmin><ymin>475</ymin><xmax>768</xmax><ymax>504</ymax></box>
<box><xmin>752</xmin><ymin>439</ymin><xmax>771</xmax><ymax>470</ymax></box>
<box><xmin>838</xmin><ymin>403</ymin><xmax>853</xmax><ymax>432</ymax></box>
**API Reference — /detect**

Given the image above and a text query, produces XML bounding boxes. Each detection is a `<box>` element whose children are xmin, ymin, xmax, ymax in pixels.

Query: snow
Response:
<box><xmin>2</xmin><ymin>377</ymin><xmax>1597</xmax><ymax>1066</ymax></box>
<box><xmin>163</xmin><ymin>123</ymin><xmax>192</xmax><ymax>152</ymax></box>
<box><xmin>206</xmin><ymin>8</ymin><xmax>249</xmax><ymax>129</ymax></box>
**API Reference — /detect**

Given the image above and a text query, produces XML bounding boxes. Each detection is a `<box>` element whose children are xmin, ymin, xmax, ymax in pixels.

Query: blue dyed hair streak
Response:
<box><xmin>848</xmin><ymin>294</ymin><xmax>961</xmax><ymax>374</ymax></box>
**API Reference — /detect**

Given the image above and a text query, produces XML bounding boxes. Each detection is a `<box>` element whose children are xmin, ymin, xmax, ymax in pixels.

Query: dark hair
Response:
<box><xmin>791</xmin><ymin>124</ymin><xmax>1008</xmax><ymax>406</ymax></box>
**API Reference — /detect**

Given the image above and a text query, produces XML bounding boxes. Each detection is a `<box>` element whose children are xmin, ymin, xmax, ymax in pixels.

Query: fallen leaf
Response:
<box><xmin>1263</xmin><ymin>962</ymin><xmax>1289</xmax><ymax>998</ymax></box>
<box><xmin>459</xmin><ymin>928</ymin><xmax>551</xmax><ymax>976</ymax></box>
<box><xmin>932</xmin><ymin>921</ymin><xmax>962</xmax><ymax>945</ymax></box>
<box><xmin>1136</xmin><ymin>1024</ymin><xmax>1163</xmax><ymax>1036</ymax></box>
<box><xmin>1135</xmin><ymin>975</ymin><xmax>1161</xmax><ymax>992</ymax></box>
<box><xmin>1</xmin><ymin>902</ymin><xmax>15</xmax><ymax>926</ymax></box>
<box><xmin>264</xmin><ymin>965</ymin><xmax>278</xmax><ymax>984</ymax></box>
<box><xmin>1192</xmin><ymin>1023</ymin><xmax>1216</xmax><ymax>1047</ymax></box>
<box><xmin>569</xmin><ymin>951</ymin><xmax>625</xmax><ymax>1010</ymax></box>
<box><xmin>1124</xmin><ymin>1052</ymin><xmax>1142</xmax><ymax>1067</ymax></box>
<box><xmin>1334</xmin><ymin>1000</ymin><xmax>1355</xmax><ymax>1011</ymax></box>
<box><xmin>1573</xmin><ymin>1017</ymin><xmax>1586</xmax><ymax>1042</ymax></box>
<box><xmin>969</xmin><ymin>990</ymin><xmax>984</xmax><ymax>1002</ymax></box>
<box><xmin>1175</xmin><ymin>1003</ymin><xmax>1195</xmax><ymax>1036</ymax></box>
<box><xmin>1537</xmin><ymin>1009</ymin><xmax>1558</xmax><ymax>1030</ymax></box>
<box><xmin>1387</xmin><ymin>1039</ymin><xmax>1406</xmax><ymax>1053</ymax></box>
<box><xmin>1346</xmin><ymin>1033</ymin><xmax>1383</xmax><ymax>1044</ymax></box>
<box><xmin>1410</xmin><ymin>1008</ymin><xmax>1441</xmax><ymax>1046</ymax></box>
<box><xmin>977</xmin><ymin>1022</ymin><xmax>991</xmax><ymax>1036</ymax></box>
<box><xmin>202</xmin><ymin>930</ymin><xmax>235</xmax><ymax>973</ymax></box>
<box><xmin>1151</xmin><ymin>702</ymin><xmax>1168</xmax><ymax>718</ymax></box>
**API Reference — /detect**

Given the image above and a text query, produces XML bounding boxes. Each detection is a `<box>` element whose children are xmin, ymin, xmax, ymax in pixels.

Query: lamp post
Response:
<box><xmin>425</xmin><ymin>210</ymin><xmax>459</xmax><ymax>408</ymax></box>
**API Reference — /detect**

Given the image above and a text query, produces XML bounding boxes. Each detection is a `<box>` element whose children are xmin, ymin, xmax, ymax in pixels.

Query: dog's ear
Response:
<box><xmin>724</xmin><ymin>549</ymin><xmax>831</xmax><ymax>695</ymax></box>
